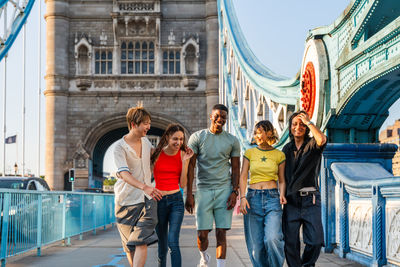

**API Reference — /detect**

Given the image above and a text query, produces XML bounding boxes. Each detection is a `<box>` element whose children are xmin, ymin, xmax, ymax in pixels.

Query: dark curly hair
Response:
<box><xmin>288</xmin><ymin>111</ymin><xmax>310</xmax><ymax>141</ymax></box>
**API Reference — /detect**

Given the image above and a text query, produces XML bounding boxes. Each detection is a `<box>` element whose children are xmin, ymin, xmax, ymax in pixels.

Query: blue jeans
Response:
<box><xmin>156</xmin><ymin>191</ymin><xmax>184</xmax><ymax>267</ymax></box>
<box><xmin>244</xmin><ymin>188</ymin><xmax>285</xmax><ymax>267</ymax></box>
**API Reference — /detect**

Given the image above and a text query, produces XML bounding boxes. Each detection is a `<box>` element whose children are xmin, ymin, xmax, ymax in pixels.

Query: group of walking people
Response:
<box><xmin>113</xmin><ymin>103</ymin><xmax>327</xmax><ymax>267</ymax></box>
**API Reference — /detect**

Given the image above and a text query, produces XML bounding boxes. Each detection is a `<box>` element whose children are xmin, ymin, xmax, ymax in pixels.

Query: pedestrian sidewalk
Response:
<box><xmin>5</xmin><ymin>214</ymin><xmax>362</xmax><ymax>267</ymax></box>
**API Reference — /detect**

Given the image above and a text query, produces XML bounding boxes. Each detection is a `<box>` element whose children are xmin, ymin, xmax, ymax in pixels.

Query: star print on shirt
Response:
<box><xmin>261</xmin><ymin>156</ymin><xmax>267</xmax><ymax>162</ymax></box>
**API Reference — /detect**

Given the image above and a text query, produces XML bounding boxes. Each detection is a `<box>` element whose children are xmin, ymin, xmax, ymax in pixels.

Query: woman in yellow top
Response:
<box><xmin>239</xmin><ymin>120</ymin><xmax>287</xmax><ymax>267</ymax></box>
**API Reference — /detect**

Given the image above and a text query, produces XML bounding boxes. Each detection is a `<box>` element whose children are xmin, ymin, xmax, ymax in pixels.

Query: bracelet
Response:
<box><xmin>240</xmin><ymin>196</ymin><xmax>246</xmax><ymax>199</ymax></box>
<box><xmin>306</xmin><ymin>121</ymin><xmax>313</xmax><ymax>126</ymax></box>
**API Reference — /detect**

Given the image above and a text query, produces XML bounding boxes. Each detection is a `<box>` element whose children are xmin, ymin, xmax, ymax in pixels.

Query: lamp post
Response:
<box><xmin>14</xmin><ymin>163</ymin><xmax>18</xmax><ymax>176</ymax></box>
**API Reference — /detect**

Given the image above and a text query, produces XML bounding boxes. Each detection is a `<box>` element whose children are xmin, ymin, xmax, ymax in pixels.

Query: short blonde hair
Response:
<box><xmin>126</xmin><ymin>107</ymin><xmax>151</xmax><ymax>130</ymax></box>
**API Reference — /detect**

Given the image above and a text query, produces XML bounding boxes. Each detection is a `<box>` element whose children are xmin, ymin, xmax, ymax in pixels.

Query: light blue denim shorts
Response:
<box><xmin>195</xmin><ymin>187</ymin><xmax>233</xmax><ymax>230</ymax></box>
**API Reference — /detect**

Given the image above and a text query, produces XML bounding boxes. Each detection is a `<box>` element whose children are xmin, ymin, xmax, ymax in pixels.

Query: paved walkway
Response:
<box><xmin>5</xmin><ymin>214</ymin><xmax>363</xmax><ymax>267</ymax></box>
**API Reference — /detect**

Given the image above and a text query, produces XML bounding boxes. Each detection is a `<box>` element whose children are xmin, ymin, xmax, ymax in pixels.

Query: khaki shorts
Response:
<box><xmin>115</xmin><ymin>197</ymin><xmax>158</xmax><ymax>252</ymax></box>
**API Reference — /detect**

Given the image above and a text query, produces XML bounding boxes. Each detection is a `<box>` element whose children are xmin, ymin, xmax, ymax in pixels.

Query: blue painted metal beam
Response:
<box><xmin>0</xmin><ymin>0</ymin><xmax>35</xmax><ymax>62</ymax></box>
<box><xmin>0</xmin><ymin>0</ymin><xmax>9</xmax><ymax>9</ymax></box>
<box><xmin>219</xmin><ymin>0</ymin><xmax>299</xmax><ymax>105</ymax></box>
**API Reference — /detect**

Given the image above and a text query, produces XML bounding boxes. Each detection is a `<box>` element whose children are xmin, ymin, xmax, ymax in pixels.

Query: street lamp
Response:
<box><xmin>14</xmin><ymin>163</ymin><xmax>18</xmax><ymax>176</ymax></box>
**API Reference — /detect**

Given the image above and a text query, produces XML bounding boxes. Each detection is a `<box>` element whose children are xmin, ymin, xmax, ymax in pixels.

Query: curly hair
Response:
<box><xmin>151</xmin><ymin>124</ymin><xmax>186</xmax><ymax>165</ymax></box>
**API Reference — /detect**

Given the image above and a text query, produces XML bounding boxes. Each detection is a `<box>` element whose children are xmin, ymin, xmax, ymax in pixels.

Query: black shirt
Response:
<box><xmin>282</xmin><ymin>137</ymin><xmax>326</xmax><ymax>195</ymax></box>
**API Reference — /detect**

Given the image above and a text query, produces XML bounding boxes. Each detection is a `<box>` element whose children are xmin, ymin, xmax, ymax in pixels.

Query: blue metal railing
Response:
<box><xmin>0</xmin><ymin>190</ymin><xmax>115</xmax><ymax>266</ymax></box>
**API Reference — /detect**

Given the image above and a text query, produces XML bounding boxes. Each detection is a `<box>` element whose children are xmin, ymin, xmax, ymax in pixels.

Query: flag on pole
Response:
<box><xmin>5</xmin><ymin>135</ymin><xmax>17</xmax><ymax>144</ymax></box>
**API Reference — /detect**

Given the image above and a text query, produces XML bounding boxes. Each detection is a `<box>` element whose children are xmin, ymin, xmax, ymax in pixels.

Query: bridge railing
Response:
<box><xmin>321</xmin><ymin>144</ymin><xmax>400</xmax><ymax>267</ymax></box>
<box><xmin>0</xmin><ymin>189</ymin><xmax>115</xmax><ymax>266</ymax></box>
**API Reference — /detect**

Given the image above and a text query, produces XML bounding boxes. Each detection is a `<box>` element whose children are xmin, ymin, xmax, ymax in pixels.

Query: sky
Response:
<box><xmin>1</xmin><ymin>0</ymin><xmax>400</xmax><ymax>177</ymax></box>
<box><xmin>0</xmin><ymin>1</ymin><xmax>46</xmax><ymax>176</ymax></box>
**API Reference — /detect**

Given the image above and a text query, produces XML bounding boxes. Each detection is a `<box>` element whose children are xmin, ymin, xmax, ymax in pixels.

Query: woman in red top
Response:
<box><xmin>151</xmin><ymin>124</ymin><xmax>193</xmax><ymax>267</ymax></box>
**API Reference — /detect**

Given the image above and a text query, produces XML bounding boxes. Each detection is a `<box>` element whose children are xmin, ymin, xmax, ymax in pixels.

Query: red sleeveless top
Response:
<box><xmin>153</xmin><ymin>150</ymin><xmax>182</xmax><ymax>191</ymax></box>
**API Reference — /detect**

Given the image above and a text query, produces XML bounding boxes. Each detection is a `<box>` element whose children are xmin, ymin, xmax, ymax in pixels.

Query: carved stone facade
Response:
<box><xmin>386</xmin><ymin>200</ymin><xmax>400</xmax><ymax>265</ymax></box>
<box><xmin>349</xmin><ymin>200</ymin><xmax>373</xmax><ymax>255</ymax></box>
<box><xmin>45</xmin><ymin>0</ymin><xmax>218</xmax><ymax>190</ymax></box>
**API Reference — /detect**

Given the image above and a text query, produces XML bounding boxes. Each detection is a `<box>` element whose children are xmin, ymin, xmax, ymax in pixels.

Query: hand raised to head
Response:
<box><xmin>297</xmin><ymin>112</ymin><xmax>311</xmax><ymax>126</ymax></box>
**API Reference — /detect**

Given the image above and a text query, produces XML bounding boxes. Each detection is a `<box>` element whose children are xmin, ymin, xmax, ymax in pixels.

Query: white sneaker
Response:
<box><xmin>197</xmin><ymin>252</ymin><xmax>210</xmax><ymax>267</ymax></box>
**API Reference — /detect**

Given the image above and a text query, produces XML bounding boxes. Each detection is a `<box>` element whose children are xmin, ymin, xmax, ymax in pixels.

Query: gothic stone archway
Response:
<box><xmin>69</xmin><ymin>112</ymin><xmax>191</xmax><ymax>190</ymax></box>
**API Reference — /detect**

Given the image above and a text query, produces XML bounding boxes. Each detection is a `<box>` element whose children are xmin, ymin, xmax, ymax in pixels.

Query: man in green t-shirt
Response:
<box><xmin>186</xmin><ymin>104</ymin><xmax>241</xmax><ymax>267</ymax></box>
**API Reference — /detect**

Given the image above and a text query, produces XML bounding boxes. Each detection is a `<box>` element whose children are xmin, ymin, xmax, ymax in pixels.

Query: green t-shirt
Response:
<box><xmin>188</xmin><ymin>129</ymin><xmax>241</xmax><ymax>189</ymax></box>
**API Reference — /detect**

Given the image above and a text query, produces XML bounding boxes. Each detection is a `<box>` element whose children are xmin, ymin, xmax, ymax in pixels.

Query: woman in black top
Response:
<box><xmin>282</xmin><ymin>111</ymin><xmax>327</xmax><ymax>267</ymax></box>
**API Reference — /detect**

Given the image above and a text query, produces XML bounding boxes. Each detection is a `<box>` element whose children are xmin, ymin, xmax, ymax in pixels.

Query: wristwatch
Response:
<box><xmin>232</xmin><ymin>189</ymin><xmax>239</xmax><ymax>195</ymax></box>
<box><xmin>306</xmin><ymin>121</ymin><xmax>313</xmax><ymax>126</ymax></box>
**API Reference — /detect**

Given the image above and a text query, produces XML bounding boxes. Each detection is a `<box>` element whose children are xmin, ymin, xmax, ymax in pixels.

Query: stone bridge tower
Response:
<box><xmin>45</xmin><ymin>0</ymin><xmax>218</xmax><ymax>190</ymax></box>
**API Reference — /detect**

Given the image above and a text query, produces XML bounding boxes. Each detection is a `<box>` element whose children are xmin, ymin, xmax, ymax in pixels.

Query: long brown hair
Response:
<box><xmin>151</xmin><ymin>124</ymin><xmax>186</xmax><ymax>165</ymax></box>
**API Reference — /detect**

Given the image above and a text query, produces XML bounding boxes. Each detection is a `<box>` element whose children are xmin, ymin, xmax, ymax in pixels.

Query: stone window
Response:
<box><xmin>95</xmin><ymin>50</ymin><xmax>112</xmax><ymax>74</ymax></box>
<box><xmin>121</xmin><ymin>41</ymin><xmax>155</xmax><ymax>74</ymax></box>
<box><xmin>77</xmin><ymin>45</ymin><xmax>90</xmax><ymax>75</ymax></box>
<box><xmin>163</xmin><ymin>50</ymin><xmax>181</xmax><ymax>74</ymax></box>
<box><xmin>184</xmin><ymin>44</ymin><xmax>196</xmax><ymax>74</ymax></box>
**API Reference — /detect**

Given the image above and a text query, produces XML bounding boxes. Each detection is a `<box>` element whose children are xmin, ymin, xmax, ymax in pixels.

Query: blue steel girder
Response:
<box><xmin>218</xmin><ymin>0</ymin><xmax>299</xmax><ymax>149</ymax></box>
<box><xmin>304</xmin><ymin>0</ymin><xmax>400</xmax><ymax>143</ymax></box>
<box><xmin>0</xmin><ymin>0</ymin><xmax>35</xmax><ymax>62</ymax></box>
<box><xmin>351</xmin><ymin>0</ymin><xmax>400</xmax><ymax>49</ymax></box>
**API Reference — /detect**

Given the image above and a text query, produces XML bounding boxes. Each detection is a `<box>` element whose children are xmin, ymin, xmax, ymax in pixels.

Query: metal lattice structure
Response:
<box><xmin>218</xmin><ymin>0</ymin><xmax>299</xmax><ymax>149</ymax></box>
<box><xmin>219</xmin><ymin>0</ymin><xmax>400</xmax><ymax>146</ymax></box>
<box><xmin>0</xmin><ymin>0</ymin><xmax>35</xmax><ymax>61</ymax></box>
<box><xmin>219</xmin><ymin>1</ymin><xmax>400</xmax><ymax>266</ymax></box>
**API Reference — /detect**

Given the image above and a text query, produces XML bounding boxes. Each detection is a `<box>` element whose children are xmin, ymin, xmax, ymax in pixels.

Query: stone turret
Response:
<box><xmin>44</xmin><ymin>0</ymin><xmax>70</xmax><ymax>190</ymax></box>
<box><xmin>205</xmin><ymin>0</ymin><xmax>219</xmax><ymax>118</ymax></box>
<box><xmin>44</xmin><ymin>0</ymin><xmax>217</xmax><ymax>190</ymax></box>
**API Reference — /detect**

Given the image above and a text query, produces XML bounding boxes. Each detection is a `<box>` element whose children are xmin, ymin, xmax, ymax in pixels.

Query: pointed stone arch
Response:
<box><xmin>70</xmin><ymin>111</ymin><xmax>192</xmax><ymax>188</ymax></box>
<box><xmin>82</xmin><ymin>112</ymin><xmax>191</xmax><ymax>155</ymax></box>
<box><xmin>74</xmin><ymin>36</ymin><xmax>93</xmax><ymax>75</ymax></box>
<box><xmin>182</xmin><ymin>37</ymin><xmax>199</xmax><ymax>75</ymax></box>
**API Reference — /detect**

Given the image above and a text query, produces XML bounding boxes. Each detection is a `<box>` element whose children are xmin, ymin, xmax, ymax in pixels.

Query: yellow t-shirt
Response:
<box><xmin>244</xmin><ymin>147</ymin><xmax>285</xmax><ymax>184</ymax></box>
